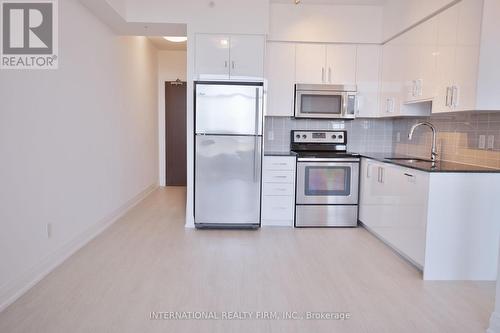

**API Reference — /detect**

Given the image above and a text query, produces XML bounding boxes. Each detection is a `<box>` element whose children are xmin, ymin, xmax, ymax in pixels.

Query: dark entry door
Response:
<box><xmin>165</xmin><ymin>81</ymin><xmax>187</xmax><ymax>186</ymax></box>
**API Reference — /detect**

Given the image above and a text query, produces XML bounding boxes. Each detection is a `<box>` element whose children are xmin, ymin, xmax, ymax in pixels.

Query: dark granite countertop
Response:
<box><xmin>264</xmin><ymin>151</ymin><xmax>297</xmax><ymax>157</ymax></box>
<box><xmin>263</xmin><ymin>150</ymin><xmax>499</xmax><ymax>173</ymax></box>
<box><xmin>360</xmin><ymin>153</ymin><xmax>500</xmax><ymax>173</ymax></box>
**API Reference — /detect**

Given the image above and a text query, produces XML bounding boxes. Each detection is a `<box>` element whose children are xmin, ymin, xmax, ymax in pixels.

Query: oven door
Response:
<box><xmin>296</xmin><ymin>160</ymin><xmax>359</xmax><ymax>205</ymax></box>
<box><xmin>295</xmin><ymin>90</ymin><xmax>346</xmax><ymax>119</ymax></box>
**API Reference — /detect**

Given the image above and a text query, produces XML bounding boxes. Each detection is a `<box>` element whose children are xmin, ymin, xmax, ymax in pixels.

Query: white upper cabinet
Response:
<box><xmin>265</xmin><ymin>43</ymin><xmax>296</xmax><ymax>117</ymax></box>
<box><xmin>380</xmin><ymin>15</ymin><xmax>438</xmax><ymax>117</ymax></box>
<box><xmin>326</xmin><ymin>45</ymin><xmax>357</xmax><ymax>85</ymax></box>
<box><xmin>355</xmin><ymin>45</ymin><xmax>381</xmax><ymax>118</ymax></box>
<box><xmin>379</xmin><ymin>34</ymin><xmax>404</xmax><ymax>117</ymax></box>
<box><xmin>379</xmin><ymin>0</ymin><xmax>494</xmax><ymax>116</ymax></box>
<box><xmin>195</xmin><ymin>34</ymin><xmax>265</xmax><ymax>81</ymax></box>
<box><xmin>229</xmin><ymin>35</ymin><xmax>265</xmax><ymax>81</ymax></box>
<box><xmin>295</xmin><ymin>44</ymin><xmax>326</xmax><ymax>84</ymax></box>
<box><xmin>433</xmin><ymin>0</ymin><xmax>500</xmax><ymax>113</ymax></box>
<box><xmin>402</xmin><ymin>16</ymin><xmax>438</xmax><ymax>103</ymax></box>
<box><xmin>195</xmin><ymin>35</ymin><xmax>231</xmax><ymax>80</ymax></box>
<box><xmin>295</xmin><ymin>44</ymin><xmax>357</xmax><ymax>85</ymax></box>
<box><xmin>450</xmin><ymin>0</ymin><xmax>483</xmax><ymax>112</ymax></box>
<box><xmin>433</xmin><ymin>0</ymin><xmax>482</xmax><ymax>113</ymax></box>
<box><xmin>433</xmin><ymin>4</ymin><xmax>458</xmax><ymax>114</ymax></box>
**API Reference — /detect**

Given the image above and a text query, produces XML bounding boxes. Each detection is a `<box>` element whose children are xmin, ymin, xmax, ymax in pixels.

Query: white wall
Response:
<box><xmin>0</xmin><ymin>0</ymin><xmax>159</xmax><ymax>310</ymax></box>
<box><xmin>269</xmin><ymin>3</ymin><xmax>383</xmax><ymax>43</ymax></box>
<box><xmin>126</xmin><ymin>0</ymin><xmax>269</xmax><ymax>34</ymax></box>
<box><xmin>106</xmin><ymin>0</ymin><xmax>127</xmax><ymax>17</ymax></box>
<box><xmin>488</xmin><ymin>243</ymin><xmax>500</xmax><ymax>332</ymax></box>
<box><xmin>382</xmin><ymin>0</ymin><xmax>456</xmax><ymax>40</ymax></box>
<box><xmin>158</xmin><ymin>50</ymin><xmax>187</xmax><ymax>186</ymax></box>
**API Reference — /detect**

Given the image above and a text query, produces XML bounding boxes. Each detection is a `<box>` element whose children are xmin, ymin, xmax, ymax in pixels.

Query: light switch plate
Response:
<box><xmin>479</xmin><ymin>135</ymin><xmax>486</xmax><ymax>149</ymax></box>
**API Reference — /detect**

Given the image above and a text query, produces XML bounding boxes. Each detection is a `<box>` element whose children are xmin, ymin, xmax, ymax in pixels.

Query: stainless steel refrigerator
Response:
<box><xmin>194</xmin><ymin>82</ymin><xmax>264</xmax><ymax>229</ymax></box>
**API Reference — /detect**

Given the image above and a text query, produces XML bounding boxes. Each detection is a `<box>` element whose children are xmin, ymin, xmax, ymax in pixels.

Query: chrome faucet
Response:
<box><xmin>408</xmin><ymin>122</ymin><xmax>438</xmax><ymax>162</ymax></box>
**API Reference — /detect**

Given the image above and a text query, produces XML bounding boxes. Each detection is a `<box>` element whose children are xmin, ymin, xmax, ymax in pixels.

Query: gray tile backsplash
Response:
<box><xmin>265</xmin><ymin>112</ymin><xmax>500</xmax><ymax>169</ymax></box>
<box><xmin>393</xmin><ymin>112</ymin><xmax>500</xmax><ymax>168</ymax></box>
<box><xmin>264</xmin><ymin>117</ymin><xmax>394</xmax><ymax>154</ymax></box>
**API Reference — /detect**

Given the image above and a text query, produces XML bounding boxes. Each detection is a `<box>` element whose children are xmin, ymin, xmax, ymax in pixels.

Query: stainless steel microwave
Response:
<box><xmin>294</xmin><ymin>84</ymin><xmax>357</xmax><ymax>119</ymax></box>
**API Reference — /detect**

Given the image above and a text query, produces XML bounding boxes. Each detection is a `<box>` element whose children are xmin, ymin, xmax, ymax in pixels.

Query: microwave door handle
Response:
<box><xmin>342</xmin><ymin>94</ymin><xmax>348</xmax><ymax>117</ymax></box>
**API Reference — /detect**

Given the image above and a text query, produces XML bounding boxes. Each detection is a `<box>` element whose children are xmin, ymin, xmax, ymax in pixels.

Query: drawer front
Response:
<box><xmin>262</xmin><ymin>183</ymin><xmax>295</xmax><ymax>196</ymax></box>
<box><xmin>262</xmin><ymin>196</ymin><xmax>294</xmax><ymax>221</ymax></box>
<box><xmin>263</xmin><ymin>170</ymin><xmax>295</xmax><ymax>183</ymax></box>
<box><xmin>295</xmin><ymin>205</ymin><xmax>358</xmax><ymax>227</ymax></box>
<box><xmin>263</xmin><ymin>156</ymin><xmax>295</xmax><ymax>171</ymax></box>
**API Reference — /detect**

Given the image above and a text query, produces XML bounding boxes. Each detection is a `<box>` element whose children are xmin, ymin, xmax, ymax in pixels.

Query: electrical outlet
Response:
<box><xmin>268</xmin><ymin>131</ymin><xmax>274</xmax><ymax>141</ymax></box>
<box><xmin>479</xmin><ymin>135</ymin><xmax>486</xmax><ymax>149</ymax></box>
<box><xmin>487</xmin><ymin>135</ymin><xmax>495</xmax><ymax>150</ymax></box>
<box><xmin>396</xmin><ymin>132</ymin><xmax>401</xmax><ymax>143</ymax></box>
<box><xmin>47</xmin><ymin>223</ymin><xmax>52</xmax><ymax>239</ymax></box>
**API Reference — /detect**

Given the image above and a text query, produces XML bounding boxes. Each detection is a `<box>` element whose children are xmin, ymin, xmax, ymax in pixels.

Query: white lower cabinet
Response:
<box><xmin>359</xmin><ymin>157</ymin><xmax>500</xmax><ymax>280</ymax></box>
<box><xmin>359</xmin><ymin>158</ymin><xmax>429</xmax><ymax>267</ymax></box>
<box><xmin>261</xmin><ymin>156</ymin><xmax>296</xmax><ymax>227</ymax></box>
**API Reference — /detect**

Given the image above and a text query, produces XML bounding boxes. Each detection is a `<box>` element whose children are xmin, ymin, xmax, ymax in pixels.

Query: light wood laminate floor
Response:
<box><xmin>0</xmin><ymin>187</ymin><xmax>495</xmax><ymax>333</ymax></box>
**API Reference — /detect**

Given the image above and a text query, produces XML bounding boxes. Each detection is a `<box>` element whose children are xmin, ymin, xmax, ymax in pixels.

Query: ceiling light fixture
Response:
<box><xmin>294</xmin><ymin>0</ymin><xmax>301</xmax><ymax>4</ymax></box>
<box><xmin>163</xmin><ymin>36</ymin><xmax>187</xmax><ymax>43</ymax></box>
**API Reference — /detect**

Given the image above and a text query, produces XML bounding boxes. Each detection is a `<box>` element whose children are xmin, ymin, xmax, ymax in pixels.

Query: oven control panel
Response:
<box><xmin>291</xmin><ymin>130</ymin><xmax>347</xmax><ymax>144</ymax></box>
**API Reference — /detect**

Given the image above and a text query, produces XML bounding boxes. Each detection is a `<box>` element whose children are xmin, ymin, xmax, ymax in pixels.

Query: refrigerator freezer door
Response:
<box><xmin>195</xmin><ymin>83</ymin><xmax>263</xmax><ymax>136</ymax></box>
<box><xmin>195</xmin><ymin>135</ymin><xmax>262</xmax><ymax>226</ymax></box>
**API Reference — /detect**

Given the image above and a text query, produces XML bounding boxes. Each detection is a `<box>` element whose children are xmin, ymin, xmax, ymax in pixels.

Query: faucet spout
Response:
<box><xmin>408</xmin><ymin>121</ymin><xmax>438</xmax><ymax>162</ymax></box>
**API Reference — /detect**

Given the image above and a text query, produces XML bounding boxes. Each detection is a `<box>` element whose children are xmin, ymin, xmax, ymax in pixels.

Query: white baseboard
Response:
<box><xmin>0</xmin><ymin>183</ymin><xmax>158</xmax><ymax>313</ymax></box>
<box><xmin>488</xmin><ymin>312</ymin><xmax>500</xmax><ymax>333</ymax></box>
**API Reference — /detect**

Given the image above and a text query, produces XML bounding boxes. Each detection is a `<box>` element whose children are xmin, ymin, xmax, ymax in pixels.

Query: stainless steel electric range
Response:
<box><xmin>291</xmin><ymin>130</ymin><xmax>360</xmax><ymax>227</ymax></box>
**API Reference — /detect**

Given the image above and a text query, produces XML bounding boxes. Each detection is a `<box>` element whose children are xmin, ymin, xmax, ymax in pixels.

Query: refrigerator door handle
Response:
<box><xmin>255</xmin><ymin>87</ymin><xmax>263</xmax><ymax>136</ymax></box>
<box><xmin>253</xmin><ymin>136</ymin><xmax>262</xmax><ymax>182</ymax></box>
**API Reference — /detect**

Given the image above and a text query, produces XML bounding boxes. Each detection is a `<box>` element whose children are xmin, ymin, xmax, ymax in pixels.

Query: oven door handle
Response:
<box><xmin>297</xmin><ymin>158</ymin><xmax>360</xmax><ymax>163</ymax></box>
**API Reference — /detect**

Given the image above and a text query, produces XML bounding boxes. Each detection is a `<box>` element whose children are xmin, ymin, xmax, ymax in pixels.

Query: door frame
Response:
<box><xmin>160</xmin><ymin>80</ymin><xmax>187</xmax><ymax>186</ymax></box>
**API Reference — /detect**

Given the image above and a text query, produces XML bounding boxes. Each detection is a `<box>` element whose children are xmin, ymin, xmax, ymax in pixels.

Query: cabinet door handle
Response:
<box><xmin>328</xmin><ymin>67</ymin><xmax>332</xmax><ymax>83</ymax></box>
<box><xmin>445</xmin><ymin>87</ymin><xmax>451</xmax><ymax>107</ymax></box>
<box><xmin>404</xmin><ymin>173</ymin><xmax>414</xmax><ymax>177</ymax></box>
<box><xmin>452</xmin><ymin>85</ymin><xmax>459</xmax><ymax>108</ymax></box>
<box><xmin>232</xmin><ymin>61</ymin><xmax>235</xmax><ymax>69</ymax></box>
<box><xmin>224</xmin><ymin>61</ymin><xmax>228</xmax><ymax>68</ymax></box>
<box><xmin>412</xmin><ymin>80</ymin><xmax>417</xmax><ymax>97</ymax></box>
<box><xmin>321</xmin><ymin>67</ymin><xmax>325</xmax><ymax>83</ymax></box>
<box><xmin>378</xmin><ymin>167</ymin><xmax>385</xmax><ymax>183</ymax></box>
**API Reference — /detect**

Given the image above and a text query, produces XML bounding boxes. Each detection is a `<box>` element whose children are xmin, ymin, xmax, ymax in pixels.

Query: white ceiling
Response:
<box><xmin>271</xmin><ymin>0</ymin><xmax>386</xmax><ymax>5</ymax></box>
<box><xmin>148</xmin><ymin>37</ymin><xmax>187</xmax><ymax>51</ymax></box>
